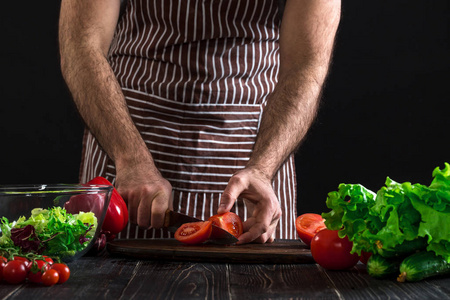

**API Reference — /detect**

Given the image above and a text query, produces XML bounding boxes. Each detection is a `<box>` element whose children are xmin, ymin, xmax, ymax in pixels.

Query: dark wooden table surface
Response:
<box><xmin>1</xmin><ymin>241</ymin><xmax>449</xmax><ymax>300</ymax></box>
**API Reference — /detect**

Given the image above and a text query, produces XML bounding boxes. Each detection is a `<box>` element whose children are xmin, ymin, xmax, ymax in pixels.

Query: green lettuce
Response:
<box><xmin>0</xmin><ymin>206</ymin><xmax>97</xmax><ymax>259</ymax></box>
<box><xmin>322</xmin><ymin>163</ymin><xmax>450</xmax><ymax>262</ymax></box>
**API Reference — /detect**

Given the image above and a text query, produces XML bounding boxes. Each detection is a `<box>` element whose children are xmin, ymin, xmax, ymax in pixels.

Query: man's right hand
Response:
<box><xmin>115</xmin><ymin>166</ymin><xmax>173</xmax><ymax>230</ymax></box>
<box><xmin>59</xmin><ymin>0</ymin><xmax>173</xmax><ymax>230</ymax></box>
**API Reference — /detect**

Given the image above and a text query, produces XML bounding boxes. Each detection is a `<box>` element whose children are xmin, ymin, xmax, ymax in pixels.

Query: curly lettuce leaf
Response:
<box><xmin>358</xmin><ymin>179</ymin><xmax>425</xmax><ymax>253</ymax></box>
<box><xmin>412</xmin><ymin>163</ymin><xmax>450</xmax><ymax>260</ymax></box>
<box><xmin>322</xmin><ymin>183</ymin><xmax>377</xmax><ymax>254</ymax></box>
<box><xmin>0</xmin><ymin>217</ymin><xmax>14</xmax><ymax>247</ymax></box>
<box><xmin>0</xmin><ymin>206</ymin><xmax>97</xmax><ymax>259</ymax></box>
<box><xmin>322</xmin><ymin>163</ymin><xmax>450</xmax><ymax>262</ymax></box>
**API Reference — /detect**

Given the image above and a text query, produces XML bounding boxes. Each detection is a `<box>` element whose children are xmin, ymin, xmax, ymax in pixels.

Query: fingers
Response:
<box><xmin>119</xmin><ymin>180</ymin><xmax>173</xmax><ymax>230</ymax></box>
<box><xmin>218</xmin><ymin>175</ymin><xmax>246</xmax><ymax>214</ymax></box>
<box><xmin>221</xmin><ymin>169</ymin><xmax>282</xmax><ymax>244</ymax></box>
<box><xmin>149</xmin><ymin>190</ymin><xmax>173</xmax><ymax>229</ymax></box>
<box><xmin>237</xmin><ymin>206</ymin><xmax>281</xmax><ymax>244</ymax></box>
<box><xmin>136</xmin><ymin>190</ymin><xmax>172</xmax><ymax>229</ymax></box>
<box><xmin>124</xmin><ymin>194</ymin><xmax>139</xmax><ymax>227</ymax></box>
<box><xmin>136</xmin><ymin>193</ymin><xmax>152</xmax><ymax>228</ymax></box>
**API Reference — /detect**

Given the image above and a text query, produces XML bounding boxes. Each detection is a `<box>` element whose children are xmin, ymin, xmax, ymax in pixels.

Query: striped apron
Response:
<box><xmin>79</xmin><ymin>0</ymin><xmax>297</xmax><ymax>239</ymax></box>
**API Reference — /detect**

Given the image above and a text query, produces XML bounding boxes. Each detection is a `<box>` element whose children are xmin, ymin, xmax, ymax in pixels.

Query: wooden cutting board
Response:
<box><xmin>107</xmin><ymin>239</ymin><xmax>314</xmax><ymax>264</ymax></box>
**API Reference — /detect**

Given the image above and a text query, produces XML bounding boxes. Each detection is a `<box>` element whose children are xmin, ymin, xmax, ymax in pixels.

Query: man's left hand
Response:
<box><xmin>218</xmin><ymin>168</ymin><xmax>281</xmax><ymax>244</ymax></box>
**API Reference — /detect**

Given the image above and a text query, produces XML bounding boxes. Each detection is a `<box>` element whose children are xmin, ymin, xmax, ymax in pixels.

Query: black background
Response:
<box><xmin>1</xmin><ymin>2</ymin><xmax>448</xmax><ymax>215</ymax></box>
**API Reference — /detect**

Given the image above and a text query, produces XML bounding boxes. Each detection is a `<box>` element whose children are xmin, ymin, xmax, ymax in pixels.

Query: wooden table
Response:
<box><xmin>1</xmin><ymin>242</ymin><xmax>449</xmax><ymax>300</ymax></box>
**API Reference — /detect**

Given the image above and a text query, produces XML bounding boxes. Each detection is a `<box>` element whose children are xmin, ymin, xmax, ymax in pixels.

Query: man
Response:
<box><xmin>58</xmin><ymin>0</ymin><xmax>341</xmax><ymax>244</ymax></box>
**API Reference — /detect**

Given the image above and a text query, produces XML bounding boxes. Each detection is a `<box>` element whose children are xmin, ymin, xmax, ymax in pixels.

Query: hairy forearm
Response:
<box><xmin>247</xmin><ymin>65</ymin><xmax>324</xmax><ymax>179</ymax></box>
<box><xmin>61</xmin><ymin>50</ymin><xmax>154</xmax><ymax>170</ymax></box>
<box><xmin>58</xmin><ymin>2</ymin><xmax>156</xmax><ymax>172</ymax></box>
<box><xmin>247</xmin><ymin>0</ymin><xmax>341</xmax><ymax>180</ymax></box>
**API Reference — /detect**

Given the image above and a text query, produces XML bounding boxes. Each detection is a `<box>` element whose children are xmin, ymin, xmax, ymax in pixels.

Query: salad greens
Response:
<box><xmin>0</xmin><ymin>206</ymin><xmax>97</xmax><ymax>259</ymax></box>
<box><xmin>322</xmin><ymin>163</ymin><xmax>450</xmax><ymax>262</ymax></box>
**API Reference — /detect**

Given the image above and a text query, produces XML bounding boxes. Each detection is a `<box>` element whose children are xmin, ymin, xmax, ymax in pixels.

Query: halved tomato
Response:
<box><xmin>174</xmin><ymin>221</ymin><xmax>213</xmax><ymax>245</ymax></box>
<box><xmin>295</xmin><ymin>213</ymin><xmax>326</xmax><ymax>246</ymax></box>
<box><xmin>208</xmin><ymin>212</ymin><xmax>243</xmax><ymax>238</ymax></box>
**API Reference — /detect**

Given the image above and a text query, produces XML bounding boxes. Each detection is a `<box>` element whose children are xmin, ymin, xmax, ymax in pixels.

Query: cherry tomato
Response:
<box><xmin>3</xmin><ymin>260</ymin><xmax>27</xmax><ymax>284</ymax></box>
<box><xmin>87</xmin><ymin>176</ymin><xmax>129</xmax><ymax>234</ymax></box>
<box><xmin>0</xmin><ymin>260</ymin><xmax>6</xmax><ymax>281</ymax></box>
<box><xmin>174</xmin><ymin>221</ymin><xmax>213</xmax><ymax>244</ymax></box>
<box><xmin>43</xmin><ymin>256</ymin><xmax>54</xmax><ymax>265</ymax></box>
<box><xmin>295</xmin><ymin>213</ymin><xmax>326</xmax><ymax>246</ymax></box>
<box><xmin>359</xmin><ymin>251</ymin><xmax>372</xmax><ymax>265</ymax></box>
<box><xmin>51</xmin><ymin>263</ymin><xmax>71</xmax><ymax>284</ymax></box>
<box><xmin>42</xmin><ymin>269</ymin><xmax>59</xmax><ymax>286</ymax></box>
<box><xmin>208</xmin><ymin>212</ymin><xmax>243</xmax><ymax>238</ymax></box>
<box><xmin>0</xmin><ymin>256</ymin><xmax>7</xmax><ymax>280</ymax></box>
<box><xmin>13</xmin><ymin>256</ymin><xmax>31</xmax><ymax>272</ymax></box>
<box><xmin>27</xmin><ymin>260</ymin><xmax>50</xmax><ymax>283</ymax></box>
<box><xmin>310</xmin><ymin>229</ymin><xmax>360</xmax><ymax>270</ymax></box>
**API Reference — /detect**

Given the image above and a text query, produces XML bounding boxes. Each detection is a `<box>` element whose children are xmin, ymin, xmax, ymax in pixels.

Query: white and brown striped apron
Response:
<box><xmin>79</xmin><ymin>0</ymin><xmax>297</xmax><ymax>239</ymax></box>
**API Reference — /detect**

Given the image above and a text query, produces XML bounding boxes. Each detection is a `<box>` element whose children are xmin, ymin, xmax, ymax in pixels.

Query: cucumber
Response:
<box><xmin>397</xmin><ymin>251</ymin><xmax>450</xmax><ymax>282</ymax></box>
<box><xmin>367</xmin><ymin>254</ymin><xmax>402</xmax><ymax>279</ymax></box>
<box><xmin>376</xmin><ymin>237</ymin><xmax>427</xmax><ymax>258</ymax></box>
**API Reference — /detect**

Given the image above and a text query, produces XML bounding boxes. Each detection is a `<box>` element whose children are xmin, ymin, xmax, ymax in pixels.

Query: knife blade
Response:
<box><xmin>163</xmin><ymin>209</ymin><xmax>202</xmax><ymax>232</ymax></box>
<box><xmin>164</xmin><ymin>209</ymin><xmax>239</xmax><ymax>245</ymax></box>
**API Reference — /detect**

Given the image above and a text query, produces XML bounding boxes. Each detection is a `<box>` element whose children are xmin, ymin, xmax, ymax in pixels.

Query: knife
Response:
<box><xmin>164</xmin><ymin>209</ymin><xmax>239</xmax><ymax>245</ymax></box>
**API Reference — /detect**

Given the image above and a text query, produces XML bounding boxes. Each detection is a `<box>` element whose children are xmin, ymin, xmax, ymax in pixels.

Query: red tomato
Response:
<box><xmin>42</xmin><ymin>269</ymin><xmax>59</xmax><ymax>286</ymax></box>
<box><xmin>42</xmin><ymin>256</ymin><xmax>54</xmax><ymax>265</ymax></box>
<box><xmin>51</xmin><ymin>263</ymin><xmax>71</xmax><ymax>284</ymax></box>
<box><xmin>0</xmin><ymin>260</ymin><xmax>6</xmax><ymax>281</ymax></box>
<box><xmin>295</xmin><ymin>213</ymin><xmax>326</xmax><ymax>246</ymax></box>
<box><xmin>13</xmin><ymin>256</ymin><xmax>31</xmax><ymax>272</ymax></box>
<box><xmin>208</xmin><ymin>212</ymin><xmax>243</xmax><ymax>238</ymax></box>
<box><xmin>359</xmin><ymin>251</ymin><xmax>372</xmax><ymax>265</ymax></box>
<box><xmin>27</xmin><ymin>260</ymin><xmax>50</xmax><ymax>283</ymax></box>
<box><xmin>3</xmin><ymin>260</ymin><xmax>27</xmax><ymax>284</ymax></box>
<box><xmin>310</xmin><ymin>229</ymin><xmax>360</xmax><ymax>270</ymax></box>
<box><xmin>87</xmin><ymin>176</ymin><xmax>129</xmax><ymax>234</ymax></box>
<box><xmin>174</xmin><ymin>221</ymin><xmax>213</xmax><ymax>245</ymax></box>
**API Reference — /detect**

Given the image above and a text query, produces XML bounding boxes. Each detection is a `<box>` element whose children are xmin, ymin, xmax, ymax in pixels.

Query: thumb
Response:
<box><xmin>218</xmin><ymin>176</ymin><xmax>245</xmax><ymax>214</ymax></box>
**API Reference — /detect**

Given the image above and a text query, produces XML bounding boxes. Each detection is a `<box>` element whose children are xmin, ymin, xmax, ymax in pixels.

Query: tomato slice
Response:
<box><xmin>208</xmin><ymin>212</ymin><xmax>243</xmax><ymax>238</ymax></box>
<box><xmin>295</xmin><ymin>213</ymin><xmax>326</xmax><ymax>246</ymax></box>
<box><xmin>174</xmin><ymin>221</ymin><xmax>213</xmax><ymax>245</ymax></box>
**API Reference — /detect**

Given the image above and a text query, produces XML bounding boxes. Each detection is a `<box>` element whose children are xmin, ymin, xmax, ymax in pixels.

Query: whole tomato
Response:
<box><xmin>208</xmin><ymin>212</ymin><xmax>243</xmax><ymax>238</ymax></box>
<box><xmin>310</xmin><ymin>229</ymin><xmax>360</xmax><ymax>270</ymax></box>
<box><xmin>42</xmin><ymin>256</ymin><xmax>54</xmax><ymax>265</ymax></box>
<box><xmin>42</xmin><ymin>269</ymin><xmax>59</xmax><ymax>286</ymax></box>
<box><xmin>86</xmin><ymin>176</ymin><xmax>129</xmax><ymax>235</ymax></box>
<box><xmin>0</xmin><ymin>259</ymin><xmax>6</xmax><ymax>281</ymax></box>
<box><xmin>295</xmin><ymin>213</ymin><xmax>326</xmax><ymax>246</ymax></box>
<box><xmin>3</xmin><ymin>260</ymin><xmax>28</xmax><ymax>284</ymax></box>
<box><xmin>13</xmin><ymin>256</ymin><xmax>31</xmax><ymax>272</ymax></box>
<box><xmin>27</xmin><ymin>259</ymin><xmax>50</xmax><ymax>283</ymax></box>
<box><xmin>359</xmin><ymin>251</ymin><xmax>372</xmax><ymax>265</ymax></box>
<box><xmin>51</xmin><ymin>263</ymin><xmax>71</xmax><ymax>284</ymax></box>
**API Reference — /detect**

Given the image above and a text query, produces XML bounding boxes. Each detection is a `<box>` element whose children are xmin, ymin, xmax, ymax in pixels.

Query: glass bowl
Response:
<box><xmin>0</xmin><ymin>184</ymin><xmax>113</xmax><ymax>262</ymax></box>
